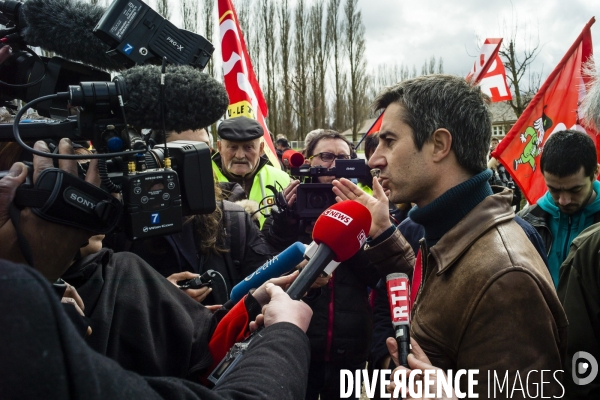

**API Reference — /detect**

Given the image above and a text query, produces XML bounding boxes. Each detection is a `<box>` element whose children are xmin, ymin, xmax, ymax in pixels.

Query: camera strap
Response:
<box><xmin>13</xmin><ymin>168</ymin><xmax>123</xmax><ymax>234</ymax></box>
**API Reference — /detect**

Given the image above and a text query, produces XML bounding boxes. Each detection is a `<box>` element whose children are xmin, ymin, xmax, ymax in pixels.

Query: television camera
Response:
<box><xmin>0</xmin><ymin>0</ymin><xmax>222</xmax><ymax>240</ymax></box>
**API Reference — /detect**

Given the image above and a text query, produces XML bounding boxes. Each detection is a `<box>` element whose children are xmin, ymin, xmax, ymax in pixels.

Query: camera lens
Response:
<box><xmin>308</xmin><ymin>192</ymin><xmax>328</xmax><ymax>209</ymax></box>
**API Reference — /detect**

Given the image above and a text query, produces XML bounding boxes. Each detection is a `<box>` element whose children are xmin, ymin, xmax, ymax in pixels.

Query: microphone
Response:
<box><xmin>386</xmin><ymin>273</ymin><xmax>411</xmax><ymax>367</ymax></box>
<box><xmin>282</xmin><ymin>149</ymin><xmax>305</xmax><ymax>168</ymax></box>
<box><xmin>286</xmin><ymin>200</ymin><xmax>371</xmax><ymax>300</ymax></box>
<box><xmin>116</xmin><ymin>64</ymin><xmax>229</xmax><ymax>132</ymax></box>
<box><xmin>229</xmin><ymin>242</ymin><xmax>307</xmax><ymax>304</ymax></box>
<box><xmin>18</xmin><ymin>0</ymin><xmax>124</xmax><ymax>71</ymax></box>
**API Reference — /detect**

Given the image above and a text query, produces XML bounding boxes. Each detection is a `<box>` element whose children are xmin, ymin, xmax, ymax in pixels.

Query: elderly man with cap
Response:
<box><xmin>212</xmin><ymin>117</ymin><xmax>291</xmax><ymax>227</ymax></box>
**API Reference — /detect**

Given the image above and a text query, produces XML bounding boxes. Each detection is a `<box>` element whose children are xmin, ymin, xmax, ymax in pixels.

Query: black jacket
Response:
<box><xmin>0</xmin><ymin>258</ymin><xmax>310</xmax><ymax>400</ymax></box>
<box><xmin>558</xmin><ymin>222</ymin><xmax>600</xmax><ymax>399</ymax></box>
<box><xmin>123</xmin><ymin>200</ymin><xmax>275</xmax><ymax>298</ymax></box>
<box><xmin>262</xmin><ymin>213</ymin><xmax>394</xmax><ymax>363</ymax></box>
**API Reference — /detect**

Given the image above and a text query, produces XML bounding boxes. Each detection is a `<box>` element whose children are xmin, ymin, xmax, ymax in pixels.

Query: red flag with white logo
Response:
<box><xmin>492</xmin><ymin>18</ymin><xmax>598</xmax><ymax>204</ymax></box>
<box><xmin>217</xmin><ymin>0</ymin><xmax>280</xmax><ymax>169</ymax></box>
<box><xmin>467</xmin><ymin>38</ymin><xmax>512</xmax><ymax>102</ymax></box>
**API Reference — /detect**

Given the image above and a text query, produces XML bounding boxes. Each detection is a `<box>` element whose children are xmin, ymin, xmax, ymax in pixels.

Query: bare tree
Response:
<box><xmin>343</xmin><ymin>0</ymin><xmax>367</xmax><ymax>143</ymax></box>
<box><xmin>497</xmin><ymin>16</ymin><xmax>542</xmax><ymax>117</ymax></box>
<box><xmin>202</xmin><ymin>0</ymin><xmax>215</xmax><ymax>77</ymax></box>
<box><xmin>261</xmin><ymin>0</ymin><xmax>278</xmax><ymax>135</ymax></box>
<box><xmin>277</xmin><ymin>0</ymin><xmax>294</xmax><ymax>137</ymax></box>
<box><xmin>155</xmin><ymin>0</ymin><xmax>171</xmax><ymax>20</ymax></box>
<box><xmin>438</xmin><ymin>57</ymin><xmax>444</xmax><ymax>74</ymax></box>
<box><xmin>308</xmin><ymin>2</ymin><xmax>329</xmax><ymax>130</ymax></box>
<box><xmin>428</xmin><ymin>56</ymin><xmax>436</xmax><ymax>74</ymax></box>
<box><xmin>292</xmin><ymin>0</ymin><xmax>309</xmax><ymax>140</ymax></box>
<box><xmin>181</xmin><ymin>0</ymin><xmax>198</xmax><ymax>32</ymax></box>
<box><xmin>327</xmin><ymin>0</ymin><xmax>344</xmax><ymax>131</ymax></box>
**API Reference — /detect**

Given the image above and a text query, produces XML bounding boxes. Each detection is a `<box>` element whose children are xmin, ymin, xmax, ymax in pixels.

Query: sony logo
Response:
<box><xmin>69</xmin><ymin>193</ymin><xmax>96</xmax><ymax>209</ymax></box>
<box><xmin>64</xmin><ymin>187</ymin><xmax>98</xmax><ymax>213</ymax></box>
<box><xmin>166</xmin><ymin>36</ymin><xmax>184</xmax><ymax>52</ymax></box>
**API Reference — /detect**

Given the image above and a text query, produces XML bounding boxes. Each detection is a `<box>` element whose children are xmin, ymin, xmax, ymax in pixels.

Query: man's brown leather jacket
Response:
<box><xmin>364</xmin><ymin>190</ymin><xmax>568</xmax><ymax>398</ymax></box>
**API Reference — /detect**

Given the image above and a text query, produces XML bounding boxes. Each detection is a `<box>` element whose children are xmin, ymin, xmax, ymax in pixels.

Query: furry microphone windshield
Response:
<box><xmin>118</xmin><ymin>64</ymin><xmax>230</xmax><ymax>132</ymax></box>
<box><xmin>20</xmin><ymin>0</ymin><xmax>124</xmax><ymax>71</ymax></box>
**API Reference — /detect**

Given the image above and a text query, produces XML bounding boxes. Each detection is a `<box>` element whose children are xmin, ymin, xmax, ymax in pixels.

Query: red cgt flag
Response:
<box><xmin>492</xmin><ymin>17</ymin><xmax>597</xmax><ymax>204</ymax></box>
<box><xmin>467</xmin><ymin>38</ymin><xmax>512</xmax><ymax>102</ymax></box>
<box><xmin>217</xmin><ymin>0</ymin><xmax>280</xmax><ymax>169</ymax></box>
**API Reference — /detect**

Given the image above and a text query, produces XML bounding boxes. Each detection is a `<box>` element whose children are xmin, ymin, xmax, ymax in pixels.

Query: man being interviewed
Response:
<box><xmin>333</xmin><ymin>75</ymin><xmax>567</xmax><ymax>398</ymax></box>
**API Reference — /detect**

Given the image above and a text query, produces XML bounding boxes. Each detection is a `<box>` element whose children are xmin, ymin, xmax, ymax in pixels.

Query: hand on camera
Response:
<box><xmin>0</xmin><ymin>139</ymin><xmax>100</xmax><ymax>281</ymax></box>
<box><xmin>167</xmin><ymin>271</ymin><xmax>212</xmax><ymax>303</ymax></box>
<box><xmin>0</xmin><ymin>45</ymin><xmax>11</xmax><ymax>64</ymax></box>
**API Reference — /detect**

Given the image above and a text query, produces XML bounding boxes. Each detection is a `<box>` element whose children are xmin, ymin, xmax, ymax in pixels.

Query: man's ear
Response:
<box><xmin>430</xmin><ymin>128</ymin><xmax>452</xmax><ymax>163</ymax></box>
<box><xmin>259</xmin><ymin>140</ymin><xmax>265</xmax><ymax>153</ymax></box>
<box><xmin>593</xmin><ymin>164</ymin><xmax>599</xmax><ymax>180</ymax></box>
<box><xmin>217</xmin><ymin>140</ymin><xmax>222</xmax><ymax>153</ymax></box>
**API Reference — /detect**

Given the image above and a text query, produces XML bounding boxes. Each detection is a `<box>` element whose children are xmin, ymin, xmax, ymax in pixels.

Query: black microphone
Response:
<box><xmin>18</xmin><ymin>0</ymin><xmax>123</xmax><ymax>71</ymax></box>
<box><xmin>116</xmin><ymin>64</ymin><xmax>229</xmax><ymax>132</ymax></box>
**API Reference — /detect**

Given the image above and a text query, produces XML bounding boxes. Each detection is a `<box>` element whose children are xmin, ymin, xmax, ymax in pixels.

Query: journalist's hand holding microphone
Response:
<box><xmin>248</xmin><ymin>270</ymin><xmax>312</xmax><ymax>333</ymax></box>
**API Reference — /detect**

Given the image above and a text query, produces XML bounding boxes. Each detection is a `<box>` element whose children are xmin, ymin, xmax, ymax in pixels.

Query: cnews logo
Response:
<box><xmin>573</xmin><ymin>351</ymin><xmax>598</xmax><ymax>386</ymax></box>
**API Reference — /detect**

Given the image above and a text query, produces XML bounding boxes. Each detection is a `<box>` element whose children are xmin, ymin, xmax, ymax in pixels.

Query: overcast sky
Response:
<box><xmin>166</xmin><ymin>0</ymin><xmax>599</xmax><ymax>87</ymax></box>
<box><xmin>358</xmin><ymin>0</ymin><xmax>599</xmax><ymax>82</ymax></box>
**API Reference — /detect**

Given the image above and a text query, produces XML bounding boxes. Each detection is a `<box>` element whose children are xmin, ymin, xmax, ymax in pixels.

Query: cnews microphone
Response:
<box><xmin>386</xmin><ymin>272</ymin><xmax>411</xmax><ymax>367</ymax></box>
<box><xmin>209</xmin><ymin>200</ymin><xmax>371</xmax><ymax>386</ymax></box>
<box><xmin>229</xmin><ymin>242</ymin><xmax>307</xmax><ymax>304</ymax></box>
<box><xmin>286</xmin><ymin>200</ymin><xmax>371</xmax><ymax>300</ymax></box>
<box><xmin>282</xmin><ymin>149</ymin><xmax>305</xmax><ymax>168</ymax></box>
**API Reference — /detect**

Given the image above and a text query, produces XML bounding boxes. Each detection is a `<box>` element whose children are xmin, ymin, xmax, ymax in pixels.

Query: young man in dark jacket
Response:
<box><xmin>518</xmin><ymin>130</ymin><xmax>600</xmax><ymax>287</ymax></box>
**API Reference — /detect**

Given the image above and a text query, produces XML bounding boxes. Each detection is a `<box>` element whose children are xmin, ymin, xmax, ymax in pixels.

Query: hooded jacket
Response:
<box><xmin>521</xmin><ymin>180</ymin><xmax>600</xmax><ymax>287</ymax></box>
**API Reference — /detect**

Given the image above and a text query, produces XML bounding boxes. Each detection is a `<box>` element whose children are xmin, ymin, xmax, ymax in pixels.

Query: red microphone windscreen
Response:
<box><xmin>386</xmin><ymin>273</ymin><xmax>411</xmax><ymax>325</ymax></box>
<box><xmin>282</xmin><ymin>150</ymin><xmax>305</xmax><ymax>168</ymax></box>
<box><xmin>312</xmin><ymin>200</ymin><xmax>371</xmax><ymax>262</ymax></box>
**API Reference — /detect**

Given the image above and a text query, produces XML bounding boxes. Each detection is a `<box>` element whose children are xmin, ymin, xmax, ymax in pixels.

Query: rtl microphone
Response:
<box><xmin>282</xmin><ymin>149</ymin><xmax>305</xmax><ymax>168</ymax></box>
<box><xmin>229</xmin><ymin>242</ymin><xmax>307</xmax><ymax>304</ymax></box>
<box><xmin>286</xmin><ymin>200</ymin><xmax>371</xmax><ymax>300</ymax></box>
<box><xmin>386</xmin><ymin>272</ymin><xmax>411</xmax><ymax>367</ymax></box>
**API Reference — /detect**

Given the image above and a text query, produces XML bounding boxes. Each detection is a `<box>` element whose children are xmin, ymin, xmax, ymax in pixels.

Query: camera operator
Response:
<box><xmin>262</xmin><ymin>130</ymin><xmax>402</xmax><ymax>400</ymax></box>
<box><xmin>0</xmin><ymin>138</ymin><xmax>313</xmax><ymax>399</ymax></box>
<box><xmin>111</xmin><ymin>127</ymin><xmax>276</xmax><ymax>305</ymax></box>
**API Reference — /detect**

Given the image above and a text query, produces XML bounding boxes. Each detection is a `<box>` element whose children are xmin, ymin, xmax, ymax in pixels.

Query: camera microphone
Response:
<box><xmin>116</xmin><ymin>64</ymin><xmax>229</xmax><ymax>132</ymax></box>
<box><xmin>282</xmin><ymin>150</ymin><xmax>305</xmax><ymax>168</ymax></box>
<box><xmin>18</xmin><ymin>0</ymin><xmax>123</xmax><ymax>71</ymax></box>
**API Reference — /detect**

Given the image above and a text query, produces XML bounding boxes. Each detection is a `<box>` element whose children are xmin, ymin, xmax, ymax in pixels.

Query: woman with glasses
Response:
<box><xmin>262</xmin><ymin>130</ymin><xmax>399</xmax><ymax>400</ymax></box>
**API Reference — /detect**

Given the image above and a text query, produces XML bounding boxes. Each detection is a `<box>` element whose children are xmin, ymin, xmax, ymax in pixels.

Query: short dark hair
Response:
<box><xmin>364</xmin><ymin>132</ymin><xmax>380</xmax><ymax>160</ymax></box>
<box><xmin>540</xmin><ymin>130</ymin><xmax>598</xmax><ymax>178</ymax></box>
<box><xmin>374</xmin><ymin>75</ymin><xmax>492</xmax><ymax>174</ymax></box>
<box><xmin>276</xmin><ymin>138</ymin><xmax>289</xmax><ymax>148</ymax></box>
<box><xmin>305</xmin><ymin>130</ymin><xmax>356</xmax><ymax>159</ymax></box>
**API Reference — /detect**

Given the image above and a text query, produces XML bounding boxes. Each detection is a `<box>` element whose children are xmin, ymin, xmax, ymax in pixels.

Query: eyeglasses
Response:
<box><xmin>308</xmin><ymin>152</ymin><xmax>351</xmax><ymax>162</ymax></box>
